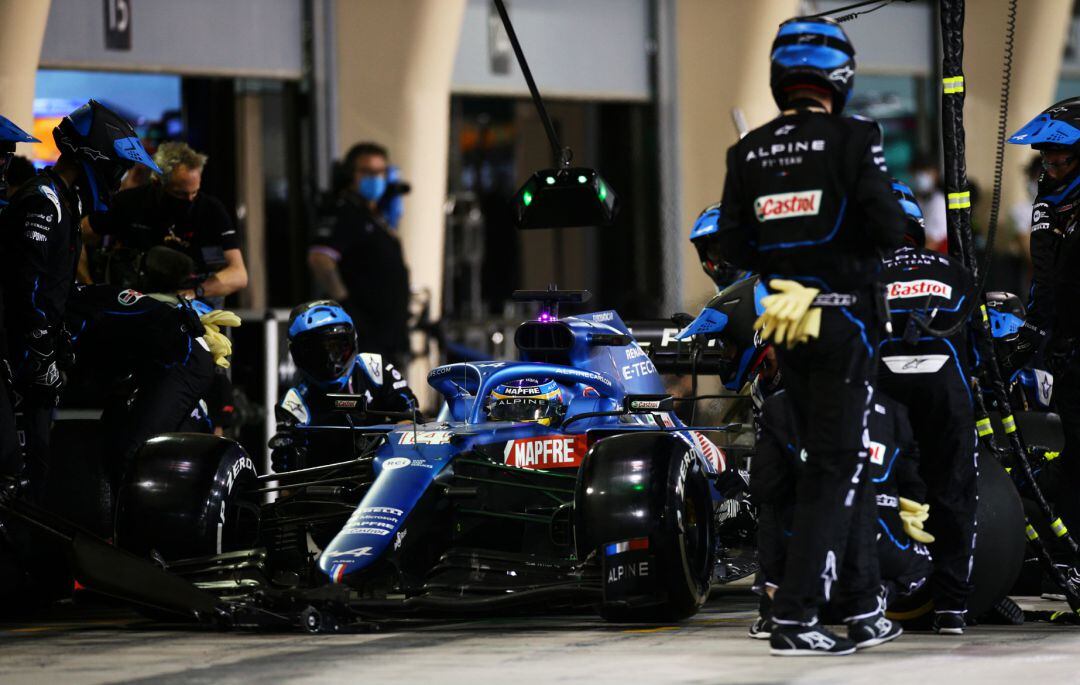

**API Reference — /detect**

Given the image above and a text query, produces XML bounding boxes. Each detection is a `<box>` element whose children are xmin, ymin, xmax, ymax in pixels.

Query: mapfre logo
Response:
<box><xmin>504</xmin><ymin>435</ymin><xmax>587</xmax><ymax>470</ymax></box>
<box><xmin>754</xmin><ymin>190</ymin><xmax>822</xmax><ymax>222</ymax></box>
<box><xmin>886</xmin><ymin>279</ymin><xmax>953</xmax><ymax>300</ymax></box>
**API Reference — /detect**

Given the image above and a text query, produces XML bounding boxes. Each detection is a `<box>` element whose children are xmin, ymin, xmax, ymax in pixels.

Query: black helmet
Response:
<box><xmin>53</xmin><ymin>100</ymin><xmax>161</xmax><ymax>212</ymax></box>
<box><xmin>891</xmin><ymin>179</ymin><xmax>926</xmax><ymax>248</ymax></box>
<box><xmin>287</xmin><ymin>300</ymin><xmax>358</xmax><ymax>390</ymax></box>
<box><xmin>985</xmin><ymin>291</ymin><xmax>1027</xmax><ymax>343</ymax></box>
<box><xmin>770</xmin><ymin>17</ymin><xmax>856</xmax><ymax>113</ymax></box>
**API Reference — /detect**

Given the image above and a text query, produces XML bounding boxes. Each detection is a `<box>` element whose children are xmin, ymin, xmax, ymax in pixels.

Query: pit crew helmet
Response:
<box><xmin>1008</xmin><ymin>97</ymin><xmax>1080</xmax><ymax>197</ymax></box>
<box><xmin>770</xmin><ymin>16</ymin><xmax>856</xmax><ymax>114</ymax></box>
<box><xmin>0</xmin><ymin>114</ymin><xmax>38</xmax><ymax>201</ymax></box>
<box><xmin>985</xmin><ymin>291</ymin><xmax>1027</xmax><ymax>343</ymax></box>
<box><xmin>53</xmin><ymin>100</ymin><xmax>161</xmax><ymax>212</ymax></box>
<box><xmin>689</xmin><ymin>202</ymin><xmax>741</xmax><ymax>289</ymax></box>
<box><xmin>674</xmin><ymin>276</ymin><xmax>770</xmax><ymax>391</ymax></box>
<box><xmin>488</xmin><ymin>377</ymin><xmax>566</xmax><ymax>427</ymax></box>
<box><xmin>892</xmin><ymin>179</ymin><xmax>926</xmax><ymax>248</ymax></box>
<box><xmin>288</xmin><ymin>300</ymin><xmax>358</xmax><ymax>391</ymax></box>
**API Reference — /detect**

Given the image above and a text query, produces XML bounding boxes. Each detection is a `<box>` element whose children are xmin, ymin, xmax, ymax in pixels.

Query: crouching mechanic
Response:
<box><xmin>271</xmin><ymin>300</ymin><xmax>418</xmax><ymax>473</ymax></box>
<box><xmin>704</xmin><ymin>16</ymin><xmax>906</xmax><ymax>655</ymax></box>
<box><xmin>877</xmin><ymin>180</ymin><xmax>978</xmax><ymax>634</ymax></box>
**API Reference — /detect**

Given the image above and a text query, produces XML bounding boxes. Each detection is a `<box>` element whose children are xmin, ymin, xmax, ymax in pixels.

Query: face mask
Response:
<box><xmin>913</xmin><ymin>171</ymin><xmax>935</xmax><ymax>195</ymax></box>
<box><xmin>357</xmin><ymin>175</ymin><xmax>387</xmax><ymax>202</ymax></box>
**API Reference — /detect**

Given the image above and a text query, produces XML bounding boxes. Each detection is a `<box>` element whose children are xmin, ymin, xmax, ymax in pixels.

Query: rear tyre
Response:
<box><xmin>115</xmin><ymin>433</ymin><xmax>259</xmax><ymax>561</ymax></box>
<box><xmin>576</xmin><ymin>432</ymin><xmax>715</xmax><ymax>621</ymax></box>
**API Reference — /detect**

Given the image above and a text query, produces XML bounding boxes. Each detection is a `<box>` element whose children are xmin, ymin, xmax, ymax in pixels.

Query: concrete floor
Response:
<box><xmin>2</xmin><ymin>590</ymin><xmax>1079</xmax><ymax>684</ymax></box>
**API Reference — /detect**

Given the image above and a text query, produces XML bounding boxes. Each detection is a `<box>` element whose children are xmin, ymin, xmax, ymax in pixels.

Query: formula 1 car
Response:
<box><xmin>109</xmin><ymin>291</ymin><xmax>734</xmax><ymax>630</ymax></box>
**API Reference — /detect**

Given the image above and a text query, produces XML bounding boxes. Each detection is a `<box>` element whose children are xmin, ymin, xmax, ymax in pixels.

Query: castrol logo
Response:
<box><xmin>754</xmin><ymin>190</ymin><xmax>823</xmax><ymax>222</ymax></box>
<box><xmin>886</xmin><ymin>279</ymin><xmax>953</xmax><ymax>300</ymax></box>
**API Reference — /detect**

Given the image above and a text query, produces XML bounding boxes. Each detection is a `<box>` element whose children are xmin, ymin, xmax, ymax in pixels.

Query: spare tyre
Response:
<box><xmin>576</xmin><ymin>432</ymin><xmax>715</xmax><ymax>621</ymax></box>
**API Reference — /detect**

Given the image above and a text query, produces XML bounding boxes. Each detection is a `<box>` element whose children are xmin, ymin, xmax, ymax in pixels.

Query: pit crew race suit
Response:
<box><xmin>0</xmin><ymin>171</ymin><xmax>82</xmax><ymax>483</ymax></box>
<box><xmin>709</xmin><ymin>103</ymin><xmax>906</xmax><ymax>625</ymax></box>
<box><xmin>271</xmin><ymin>355</ymin><xmax>418</xmax><ymax>472</ymax></box>
<box><xmin>753</xmin><ymin>390</ymin><xmax>932</xmax><ymax>606</ymax></box>
<box><xmin>876</xmin><ymin>245</ymin><xmax>977</xmax><ymax>615</ymax></box>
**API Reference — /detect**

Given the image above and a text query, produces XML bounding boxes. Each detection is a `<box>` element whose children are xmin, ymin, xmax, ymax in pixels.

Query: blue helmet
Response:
<box><xmin>287</xmin><ymin>300</ymin><xmax>357</xmax><ymax>390</ymax></box>
<box><xmin>892</xmin><ymin>179</ymin><xmax>926</xmax><ymax>248</ymax></box>
<box><xmin>488</xmin><ymin>377</ymin><xmax>566</xmax><ymax>426</ymax></box>
<box><xmin>985</xmin><ymin>291</ymin><xmax>1026</xmax><ymax>342</ymax></box>
<box><xmin>53</xmin><ymin>100</ymin><xmax>161</xmax><ymax>212</ymax></box>
<box><xmin>689</xmin><ymin>202</ymin><xmax>740</xmax><ymax>288</ymax></box>
<box><xmin>1008</xmin><ymin>97</ymin><xmax>1080</xmax><ymax>152</ymax></box>
<box><xmin>0</xmin><ymin>115</ymin><xmax>38</xmax><ymax>200</ymax></box>
<box><xmin>770</xmin><ymin>17</ymin><xmax>856</xmax><ymax>113</ymax></box>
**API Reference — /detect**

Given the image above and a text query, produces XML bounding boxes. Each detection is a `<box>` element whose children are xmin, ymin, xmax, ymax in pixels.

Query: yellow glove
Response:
<box><xmin>898</xmin><ymin>497</ymin><xmax>935</xmax><ymax>543</ymax></box>
<box><xmin>199</xmin><ymin>310</ymin><xmax>242</xmax><ymax>368</ymax></box>
<box><xmin>754</xmin><ymin>280</ymin><xmax>820</xmax><ymax>347</ymax></box>
<box><xmin>788</xmin><ymin>307</ymin><xmax>822</xmax><ymax>348</ymax></box>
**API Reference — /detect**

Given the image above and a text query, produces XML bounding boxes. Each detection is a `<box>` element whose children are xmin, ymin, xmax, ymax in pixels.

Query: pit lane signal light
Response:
<box><xmin>511</xmin><ymin>167</ymin><xmax>619</xmax><ymax>229</ymax></box>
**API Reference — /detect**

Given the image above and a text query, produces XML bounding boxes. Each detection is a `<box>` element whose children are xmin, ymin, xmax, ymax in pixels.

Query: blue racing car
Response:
<box><xmin>112</xmin><ymin>291</ymin><xmax>733</xmax><ymax>631</ymax></box>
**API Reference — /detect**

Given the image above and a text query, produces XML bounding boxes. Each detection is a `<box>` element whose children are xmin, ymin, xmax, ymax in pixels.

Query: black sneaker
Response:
<box><xmin>769</xmin><ymin>624</ymin><xmax>856</xmax><ymax>656</ymax></box>
<box><xmin>932</xmin><ymin>612</ymin><xmax>966</xmax><ymax>635</ymax></box>
<box><xmin>847</xmin><ymin>612</ymin><xmax>902</xmax><ymax>649</ymax></box>
<box><xmin>748</xmin><ymin>615</ymin><xmax>774</xmax><ymax>640</ymax></box>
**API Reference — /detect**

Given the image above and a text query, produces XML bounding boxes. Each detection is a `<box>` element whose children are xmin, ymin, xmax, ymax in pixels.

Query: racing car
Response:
<box><xmin>111</xmin><ymin>291</ymin><xmax>733</xmax><ymax>630</ymax></box>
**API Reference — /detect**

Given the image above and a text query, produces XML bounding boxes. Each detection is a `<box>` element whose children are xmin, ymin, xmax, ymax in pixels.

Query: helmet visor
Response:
<box><xmin>290</xmin><ymin>326</ymin><xmax>357</xmax><ymax>382</ymax></box>
<box><xmin>489</xmin><ymin>398</ymin><xmax>561</xmax><ymax>424</ymax></box>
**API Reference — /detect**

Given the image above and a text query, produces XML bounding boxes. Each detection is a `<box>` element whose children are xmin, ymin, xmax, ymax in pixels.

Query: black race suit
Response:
<box><xmin>65</xmin><ymin>285</ymin><xmax>215</xmax><ymax>482</ymax></box>
<box><xmin>272</xmin><ymin>353</ymin><xmax>418</xmax><ymax>473</ymax></box>
<box><xmin>709</xmin><ymin>103</ymin><xmax>906</xmax><ymax>625</ymax></box>
<box><xmin>877</xmin><ymin>245</ymin><xmax>977</xmax><ymax>614</ymax></box>
<box><xmin>0</xmin><ymin>171</ymin><xmax>83</xmax><ymax>481</ymax></box>
<box><xmin>753</xmin><ymin>390</ymin><xmax>932</xmax><ymax>606</ymax></box>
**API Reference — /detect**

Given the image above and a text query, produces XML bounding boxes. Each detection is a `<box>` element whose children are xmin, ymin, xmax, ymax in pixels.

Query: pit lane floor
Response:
<box><xmin>2</xmin><ymin>588</ymin><xmax>1078</xmax><ymax>685</ymax></box>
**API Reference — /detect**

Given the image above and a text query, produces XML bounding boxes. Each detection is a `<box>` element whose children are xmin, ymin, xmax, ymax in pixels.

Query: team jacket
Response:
<box><xmin>711</xmin><ymin>104</ymin><xmax>906</xmax><ymax>293</ymax></box>
<box><xmin>879</xmin><ymin>245</ymin><xmax>973</xmax><ymax>373</ymax></box>
<box><xmin>1028</xmin><ymin>173</ymin><xmax>1080</xmax><ymax>340</ymax></box>
<box><xmin>0</xmin><ymin>171</ymin><xmax>83</xmax><ymax>360</ymax></box>
<box><xmin>277</xmin><ymin>353</ymin><xmax>418</xmax><ymax>428</ymax></box>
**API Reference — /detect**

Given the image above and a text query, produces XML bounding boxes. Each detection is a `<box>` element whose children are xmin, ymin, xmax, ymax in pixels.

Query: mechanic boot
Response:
<box><xmin>847</xmin><ymin>612</ymin><xmax>902</xmax><ymax>649</ymax></box>
<box><xmin>748</xmin><ymin>615</ymin><xmax>774</xmax><ymax>640</ymax></box>
<box><xmin>932</xmin><ymin>611</ymin><xmax>965</xmax><ymax>635</ymax></box>
<box><xmin>769</xmin><ymin>623</ymin><xmax>856</xmax><ymax>656</ymax></box>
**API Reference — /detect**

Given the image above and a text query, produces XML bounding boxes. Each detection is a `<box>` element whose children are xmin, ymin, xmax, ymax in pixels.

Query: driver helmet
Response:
<box><xmin>770</xmin><ymin>16</ymin><xmax>856</xmax><ymax>114</ymax></box>
<box><xmin>488</xmin><ymin>377</ymin><xmax>566</xmax><ymax>426</ymax></box>
<box><xmin>53</xmin><ymin>99</ymin><xmax>161</xmax><ymax>212</ymax></box>
<box><xmin>287</xmin><ymin>300</ymin><xmax>358</xmax><ymax>391</ymax></box>
<box><xmin>689</xmin><ymin>202</ymin><xmax>741</xmax><ymax>289</ymax></box>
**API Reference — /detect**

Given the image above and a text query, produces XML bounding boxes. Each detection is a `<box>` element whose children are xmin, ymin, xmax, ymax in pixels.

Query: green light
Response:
<box><xmin>598</xmin><ymin>181</ymin><xmax>607</xmax><ymax>202</ymax></box>
<box><xmin>632</xmin><ymin>484</ymin><xmax>645</xmax><ymax>492</ymax></box>
<box><xmin>523</xmin><ymin>191</ymin><xmax>533</xmax><ymax>207</ymax></box>
<box><xmin>545</xmin><ymin>176</ymin><xmax>555</xmax><ymax>185</ymax></box>
<box><xmin>577</xmin><ymin>175</ymin><xmax>587</xmax><ymax>184</ymax></box>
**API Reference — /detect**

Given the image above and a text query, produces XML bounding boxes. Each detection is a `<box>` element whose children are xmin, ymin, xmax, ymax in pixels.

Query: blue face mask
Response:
<box><xmin>357</xmin><ymin>175</ymin><xmax>387</xmax><ymax>202</ymax></box>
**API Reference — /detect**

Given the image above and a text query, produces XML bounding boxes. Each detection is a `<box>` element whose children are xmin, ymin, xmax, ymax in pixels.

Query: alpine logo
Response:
<box><xmin>504</xmin><ymin>435</ymin><xmax>587</xmax><ymax>470</ymax></box>
<box><xmin>774</xmin><ymin>124</ymin><xmax>796</xmax><ymax>136</ymax></box>
<box><xmin>886</xmin><ymin>279</ymin><xmax>953</xmax><ymax>300</ymax></box>
<box><xmin>828</xmin><ymin>66</ymin><xmax>855</xmax><ymax>84</ymax></box>
<box><xmin>754</xmin><ymin>190</ymin><xmax>822</xmax><ymax>222</ymax></box>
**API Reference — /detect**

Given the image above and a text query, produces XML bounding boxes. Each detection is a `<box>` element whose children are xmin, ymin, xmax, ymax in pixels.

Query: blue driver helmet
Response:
<box><xmin>770</xmin><ymin>16</ymin><xmax>856</xmax><ymax>113</ymax></box>
<box><xmin>891</xmin><ymin>179</ymin><xmax>926</xmax><ymax>248</ymax></box>
<box><xmin>1008</xmin><ymin>97</ymin><xmax>1080</xmax><ymax>151</ymax></box>
<box><xmin>488</xmin><ymin>377</ymin><xmax>566</xmax><ymax>427</ymax></box>
<box><xmin>985</xmin><ymin>291</ymin><xmax>1027</xmax><ymax>342</ymax></box>
<box><xmin>53</xmin><ymin>99</ymin><xmax>162</xmax><ymax>212</ymax></box>
<box><xmin>287</xmin><ymin>300</ymin><xmax>358</xmax><ymax>390</ymax></box>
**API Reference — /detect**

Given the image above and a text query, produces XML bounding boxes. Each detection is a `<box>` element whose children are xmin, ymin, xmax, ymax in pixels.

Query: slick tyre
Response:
<box><xmin>116</xmin><ymin>433</ymin><xmax>259</xmax><ymax>561</ymax></box>
<box><xmin>577</xmin><ymin>432</ymin><xmax>715</xmax><ymax>622</ymax></box>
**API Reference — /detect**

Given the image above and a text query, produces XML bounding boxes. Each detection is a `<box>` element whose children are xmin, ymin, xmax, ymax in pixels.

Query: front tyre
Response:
<box><xmin>576</xmin><ymin>432</ymin><xmax>716</xmax><ymax>621</ymax></box>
